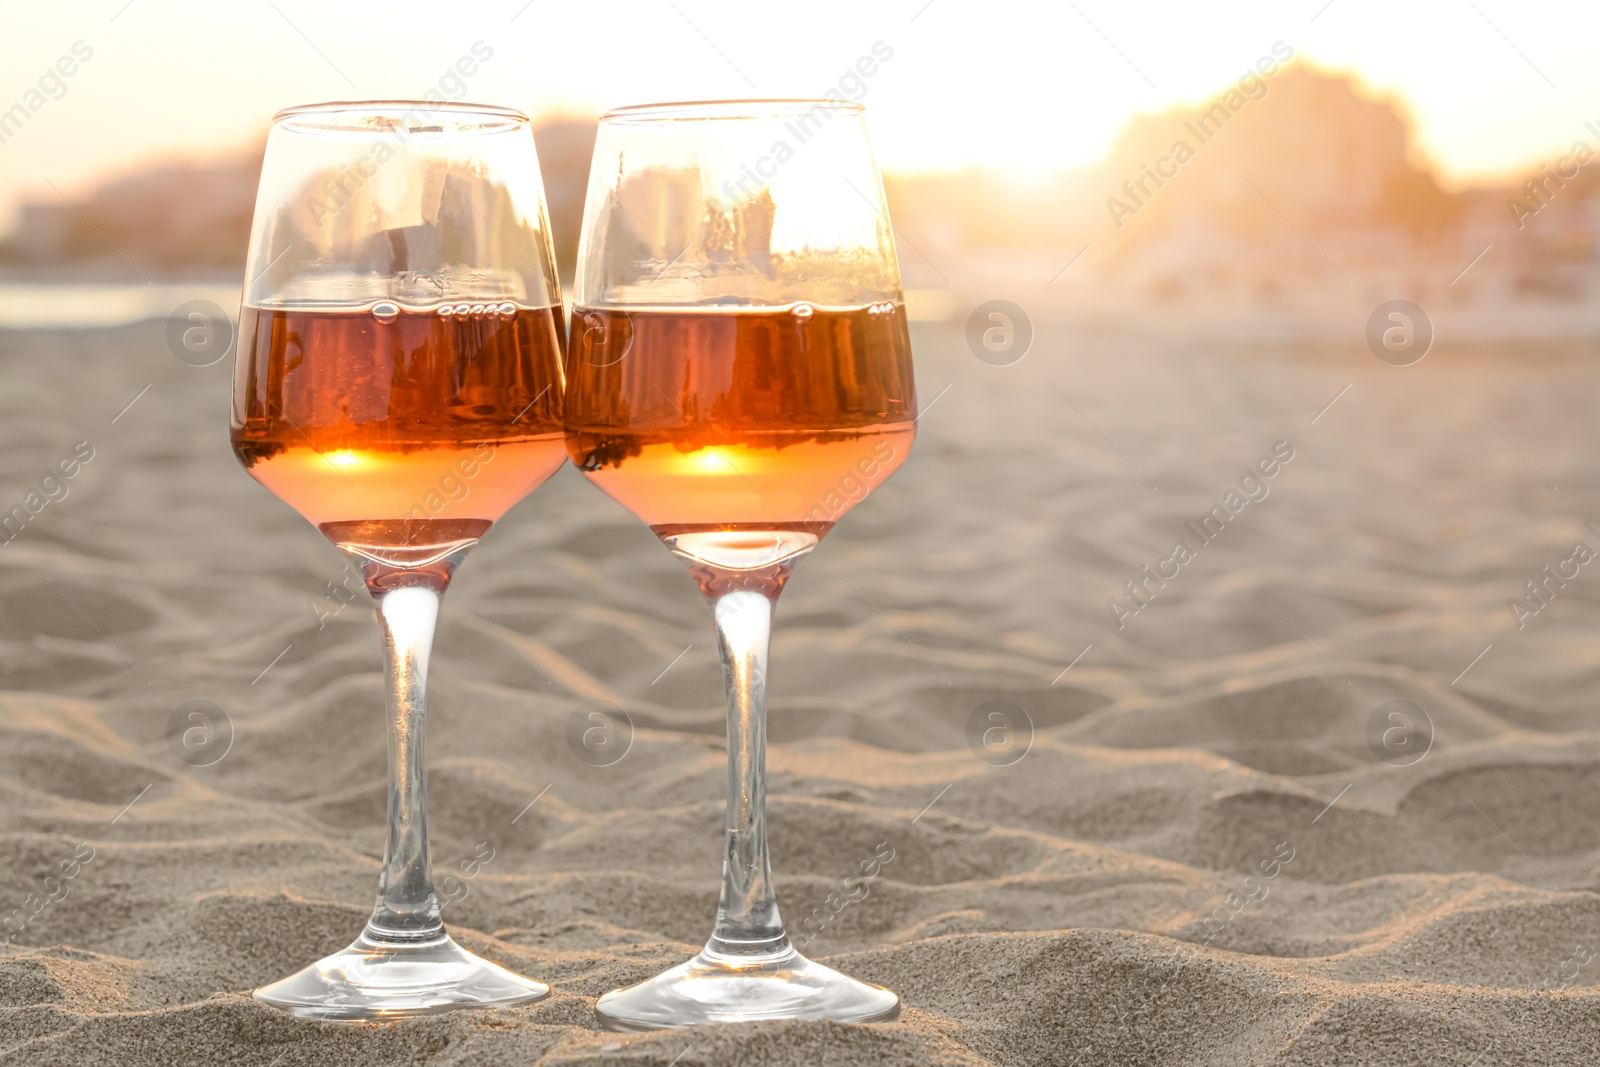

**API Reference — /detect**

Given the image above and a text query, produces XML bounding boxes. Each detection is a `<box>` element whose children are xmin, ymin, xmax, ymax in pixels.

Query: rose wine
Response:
<box><xmin>232</xmin><ymin>303</ymin><xmax>567</xmax><ymax>562</ymax></box>
<box><xmin>564</xmin><ymin>303</ymin><xmax>915</xmax><ymax>565</ymax></box>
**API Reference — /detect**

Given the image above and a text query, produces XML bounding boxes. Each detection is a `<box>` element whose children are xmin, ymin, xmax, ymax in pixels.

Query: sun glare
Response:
<box><xmin>681</xmin><ymin>447</ymin><xmax>740</xmax><ymax>476</ymax></box>
<box><xmin>325</xmin><ymin>450</ymin><xmax>365</xmax><ymax>469</ymax></box>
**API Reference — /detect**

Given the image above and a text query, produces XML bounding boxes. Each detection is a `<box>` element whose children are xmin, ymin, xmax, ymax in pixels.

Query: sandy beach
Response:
<box><xmin>1</xmin><ymin>295</ymin><xmax>1598</xmax><ymax>1065</ymax></box>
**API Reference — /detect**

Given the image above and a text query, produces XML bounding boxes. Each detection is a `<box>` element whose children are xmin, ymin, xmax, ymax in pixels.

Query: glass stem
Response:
<box><xmin>363</xmin><ymin>581</ymin><xmax>445</xmax><ymax>944</ymax></box>
<box><xmin>703</xmin><ymin>583</ymin><xmax>791</xmax><ymax>961</ymax></box>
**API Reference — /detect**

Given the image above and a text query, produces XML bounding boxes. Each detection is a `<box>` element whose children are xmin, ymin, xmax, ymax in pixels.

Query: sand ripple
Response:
<box><xmin>0</xmin><ymin>318</ymin><xmax>1597</xmax><ymax>1064</ymax></box>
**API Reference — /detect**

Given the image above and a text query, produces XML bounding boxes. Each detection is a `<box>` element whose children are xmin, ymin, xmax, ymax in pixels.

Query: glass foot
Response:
<box><xmin>595</xmin><ymin>946</ymin><xmax>898</xmax><ymax>1031</ymax></box>
<box><xmin>254</xmin><ymin>931</ymin><xmax>549</xmax><ymax>1020</ymax></box>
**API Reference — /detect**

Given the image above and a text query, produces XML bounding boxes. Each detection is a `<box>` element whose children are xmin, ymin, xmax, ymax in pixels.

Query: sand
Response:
<box><xmin>0</xmin><ymin>292</ymin><xmax>1597</xmax><ymax>1065</ymax></box>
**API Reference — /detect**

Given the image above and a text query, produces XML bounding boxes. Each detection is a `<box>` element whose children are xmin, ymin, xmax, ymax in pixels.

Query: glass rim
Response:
<box><xmin>600</xmin><ymin>98</ymin><xmax>867</xmax><ymax>123</ymax></box>
<box><xmin>271</xmin><ymin>99</ymin><xmax>531</xmax><ymax>127</ymax></box>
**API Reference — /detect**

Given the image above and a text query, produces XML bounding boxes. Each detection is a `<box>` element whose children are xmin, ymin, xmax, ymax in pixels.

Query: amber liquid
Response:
<box><xmin>232</xmin><ymin>304</ymin><xmax>567</xmax><ymax>559</ymax></box>
<box><xmin>564</xmin><ymin>303</ymin><xmax>916</xmax><ymax>558</ymax></box>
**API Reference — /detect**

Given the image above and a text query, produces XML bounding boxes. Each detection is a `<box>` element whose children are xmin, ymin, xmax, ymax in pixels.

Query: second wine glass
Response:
<box><xmin>564</xmin><ymin>99</ymin><xmax>917</xmax><ymax>1029</ymax></box>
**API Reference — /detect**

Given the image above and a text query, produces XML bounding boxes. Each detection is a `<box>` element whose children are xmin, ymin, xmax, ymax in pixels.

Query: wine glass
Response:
<box><xmin>232</xmin><ymin>100</ymin><xmax>565</xmax><ymax>1019</ymax></box>
<box><xmin>564</xmin><ymin>99</ymin><xmax>916</xmax><ymax>1029</ymax></box>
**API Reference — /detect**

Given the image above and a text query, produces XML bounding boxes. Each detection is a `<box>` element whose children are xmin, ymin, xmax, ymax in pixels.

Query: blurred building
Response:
<box><xmin>0</xmin><ymin>122</ymin><xmax>601</xmax><ymax>282</ymax></box>
<box><xmin>886</xmin><ymin>66</ymin><xmax>1598</xmax><ymax>307</ymax></box>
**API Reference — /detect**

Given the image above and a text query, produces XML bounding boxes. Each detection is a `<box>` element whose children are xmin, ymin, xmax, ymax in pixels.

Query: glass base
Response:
<box><xmin>595</xmin><ymin>946</ymin><xmax>898</xmax><ymax>1031</ymax></box>
<box><xmin>253</xmin><ymin>931</ymin><xmax>549</xmax><ymax>1021</ymax></box>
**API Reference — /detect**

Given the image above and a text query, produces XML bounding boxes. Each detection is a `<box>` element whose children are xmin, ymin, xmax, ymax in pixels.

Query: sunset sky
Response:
<box><xmin>1</xmin><ymin>0</ymin><xmax>1596</xmax><ymax>229</ymax></box>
